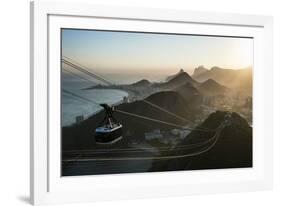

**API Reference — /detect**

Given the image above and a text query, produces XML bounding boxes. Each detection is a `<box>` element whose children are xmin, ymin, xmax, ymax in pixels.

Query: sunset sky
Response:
<box><xmin>62</xmin><ymin>29</ymin><xmax>253</xmax><ymax>83</ymax></box>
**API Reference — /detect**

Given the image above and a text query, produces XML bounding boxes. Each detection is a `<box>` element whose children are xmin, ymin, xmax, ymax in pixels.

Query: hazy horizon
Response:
<box><xmin>62</xmin><ymin>29</ymin><xmax>253</xmax><ymax>84</ymax></box>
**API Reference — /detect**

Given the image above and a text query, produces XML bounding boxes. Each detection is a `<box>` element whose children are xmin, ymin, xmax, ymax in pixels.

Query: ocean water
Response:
<box><xmin>62</xmin><ymin>81</ymin><xmax>128</xmax><ymax>126</ymax></box>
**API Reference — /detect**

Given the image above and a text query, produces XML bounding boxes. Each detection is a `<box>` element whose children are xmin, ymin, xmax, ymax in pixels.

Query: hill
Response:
<box><xmin>197</xmin><ymin>79</ymin><xmax>228</xmax><ymax>96</ymax></box>
<box><xmin>165</xmin><ymin>68</ymin><xmax>185</xmax><ymax>81</ymax></box>
<box><xmin>156</xmin><ymin>71</ymin><xmax>198</xmax><ymax>89</ymax></box>
<box><xmin>129</xmin><ymin>79</ymin><xmax>151</xmax><ymax>87</ymax></box>
<box><xmin>174</xmin><ymin>82</ymin><xmax>202</xmax><ymax>105</ymax></box>
<box><xmin>185</xmin><ymin>111</ymin><xmax>252</xmax><ymax>169</ymax></box>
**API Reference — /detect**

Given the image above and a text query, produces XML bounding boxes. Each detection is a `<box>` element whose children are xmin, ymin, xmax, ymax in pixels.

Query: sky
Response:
<box><xmin>62</xmin><ymin>29</ymin><xmax>253</xmax><ymax>83</ymax></box>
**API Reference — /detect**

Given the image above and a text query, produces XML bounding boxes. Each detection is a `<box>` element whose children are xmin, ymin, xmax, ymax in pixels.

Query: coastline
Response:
<box><xmin>62</xmin><ymin>88</ymin><xmax>129</xmax><ymax>127</ymax></box>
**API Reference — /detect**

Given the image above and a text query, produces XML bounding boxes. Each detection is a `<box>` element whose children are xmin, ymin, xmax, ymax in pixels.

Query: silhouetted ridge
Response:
<box><xmin>192</xmin><ymin>66</ymin><xmax>252</xmax><ymax>94</ymax></box>
<box><xmin>210</xmin><ymin>66</ymin><xmax>222</xmax><ymax>71</ymax></box>
<box><xmin>130</xmin><ymin>79</ymin><xmax>151</xmax><ymax>87</ymax></box>
<box><xmin>185</xmin><ymin>111</ymin><xmax>252</xmax><ymax>169</ymax></box>
<box><xmin>192</xmin><ymin>65</ymin><xmax>208</xmax><ymax>78</ymax></box>
<box><xmin>169</xmin><ymin>71</ymin><xmax>194</xmax><ymax>84</ymax></box>
<box><xmin>197</xmin><ymin>79</ymin><xmax>228</xmax><ymax>95</ymax></box>
<box><xmin>157</xmin><ymin>71</ymin><xmax>198</xmax><ymax>90</ymax></box>
<box><xmin>166</xmin><ymin>68</ymin><xmax>185</xmax><ymax>81</ymax></box>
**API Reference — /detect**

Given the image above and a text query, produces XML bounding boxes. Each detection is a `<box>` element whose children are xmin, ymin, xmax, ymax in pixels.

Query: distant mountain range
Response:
<box><xmin>87</xmin><ymin>67</ymin><xmax>241</xmax><ymax>98</ymax></box>
<box><xmin>192</xmin><ymin>66</ymin><xmax>252</xmax><ymax>93</ymax></box>
<box><xmin>159</xmin><ymin>70</ymin><xmax>228</xmax><ymax>97</ymax></box>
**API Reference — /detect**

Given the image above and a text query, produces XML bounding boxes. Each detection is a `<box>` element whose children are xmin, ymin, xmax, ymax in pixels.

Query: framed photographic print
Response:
<box><xmin>30</xmin><ymin>1</ymin><xmax>273</xmax><ymax>205</ymax></box>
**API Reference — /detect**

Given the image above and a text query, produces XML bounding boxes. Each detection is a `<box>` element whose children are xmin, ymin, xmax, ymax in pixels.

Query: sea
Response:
<box><xmin>62</xmin><ymin>80</ymin><xmax>128</xmax><ymax>126</ymax></box>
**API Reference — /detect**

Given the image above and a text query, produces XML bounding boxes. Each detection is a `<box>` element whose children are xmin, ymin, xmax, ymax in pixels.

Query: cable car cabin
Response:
<box><xmin>95</xmin><ymin>123</ymin><xmax>123</xmax><ymax>144</ymax></box>
<box><xmin>95</xmin><ymin>104</ymin><xmax>123</xmax><ymax>144</ymax></box>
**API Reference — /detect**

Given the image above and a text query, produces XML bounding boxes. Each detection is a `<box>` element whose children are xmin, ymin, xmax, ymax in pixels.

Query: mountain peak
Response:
<box><xmin>210</xmin><ymin>66</ymin><xmax>222</xmax><ymax>71</ymax></box>
<box><xmin>158</xmin><ymin>71</ymin><xmax>198</xmax><ymax>90</ymax></box>
<box><xmin>131</xmin><ymin>79</ymin><xmax>151</xmax><ymax>87</ymax></box>
<box><xmin>202</xmin><ymin>78</ymin><xmax>218</xmax><ymax>85</ymax></box>
<box><xmin>192</xmin><ymin>65</ymin><xmax>208</xmax><ymax>78</ymax></box>
<box><xmin>170</xmin><ymin>71</ymin><xmax>192</xmax><ymax>81</ymax></box>
<box><xmin>165</xmin><ymin>68</ymin><xmax>185</xmax><ymax>81</ymax></box>
<box><xmin>192</xmin><ymin>66</ymin><xmax>252</xmax><ymax>93</ymax></box>
<box><xmin>168</xmin><ymin>71</ymin><xmax>197</xmax><ymax>85</ymax></box>
<box><xmin>197</xmin><ymin>78</ymin><xmax>228</xmax><ymax>96</ymax></box>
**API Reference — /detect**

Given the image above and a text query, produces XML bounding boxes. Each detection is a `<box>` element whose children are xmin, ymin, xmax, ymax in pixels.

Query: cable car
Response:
<box><xmin>95</xmin><ymin>104</ymin><xmax>123</xmax><ymax>144</ymax></box>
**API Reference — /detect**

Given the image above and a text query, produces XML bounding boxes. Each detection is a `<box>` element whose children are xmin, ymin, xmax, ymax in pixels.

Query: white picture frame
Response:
<box><xmin>30</xmin><ymin>1</ymin><xmax>273</xmax><ymax>205</ymax></box>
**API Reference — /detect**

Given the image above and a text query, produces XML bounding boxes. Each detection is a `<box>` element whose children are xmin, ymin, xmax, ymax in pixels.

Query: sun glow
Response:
<box><xmin>62</xmin><ymin>29</ymin><xmax>253</xmax><ymax>81</ymax></box>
